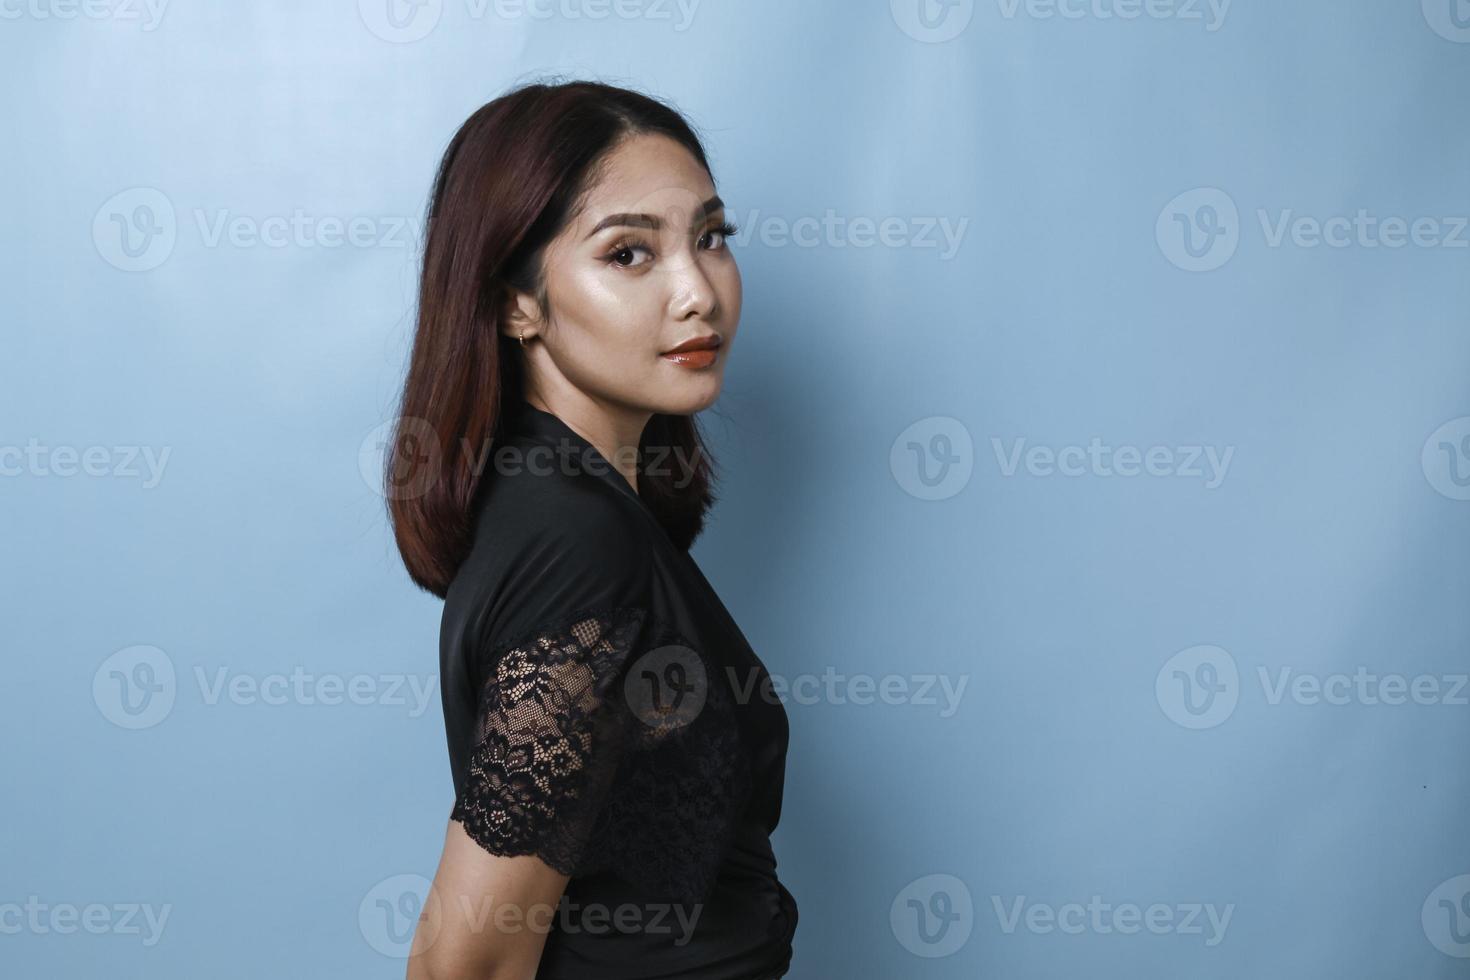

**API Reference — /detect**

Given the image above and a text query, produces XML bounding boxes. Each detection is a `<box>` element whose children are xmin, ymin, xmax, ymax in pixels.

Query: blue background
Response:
<box><xmin>4</xmin><ymin>1</ymin><xmax>1469</xmax><ymax>977</ymax></box>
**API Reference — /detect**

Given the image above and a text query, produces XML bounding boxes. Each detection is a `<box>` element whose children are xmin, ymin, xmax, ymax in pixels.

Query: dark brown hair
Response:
<box><xmin>385</xmin><ymin>78</ymin><xmax>721</xmax><ymax>597</ymax></box>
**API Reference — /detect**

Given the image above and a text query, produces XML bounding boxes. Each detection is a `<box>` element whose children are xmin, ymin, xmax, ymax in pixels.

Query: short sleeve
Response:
<box><xmin>450</xmin><ymin>604</ymin><xmax>650</xmax><ymax>875</ymax></box>
<box><xmin>446</xmin><ymin>491</ymin><xmax>752</xmax><ymax>902</ymax></box>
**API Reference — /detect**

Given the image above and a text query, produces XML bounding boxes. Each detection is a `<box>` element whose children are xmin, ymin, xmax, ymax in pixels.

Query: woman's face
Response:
<box><xmin>507</xmin><ymin>132</ymin><xmax>742</xmax><ymax>421</ymax></box>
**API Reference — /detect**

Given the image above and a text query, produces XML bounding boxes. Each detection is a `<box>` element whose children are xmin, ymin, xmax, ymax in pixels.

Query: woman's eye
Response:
<box><xmin>703</xmin><ymin>221</ymin><xmax>739</xmax><ymax>251</ymax></box>
<box><xmin>608</xmin><ymin>242</ymin><xmax>653</xmax><ymax>268</ymax></box>
<box><xmin>608</xmin><ymin>222</ymin><xmax>738</xmax><ymax>268</ymax></box>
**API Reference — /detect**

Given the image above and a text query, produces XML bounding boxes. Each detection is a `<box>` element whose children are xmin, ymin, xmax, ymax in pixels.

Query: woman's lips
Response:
<box><xmin>660</xmin><ymin>348</ymin><xmax>720</xmax><ymax>368</ymax></box>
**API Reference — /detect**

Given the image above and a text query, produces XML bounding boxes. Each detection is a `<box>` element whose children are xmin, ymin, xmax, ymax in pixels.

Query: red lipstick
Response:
<box><xmin>660</xmin><ymin>334</ymin><xmax>722</xmax><ymax>369</ymax></box>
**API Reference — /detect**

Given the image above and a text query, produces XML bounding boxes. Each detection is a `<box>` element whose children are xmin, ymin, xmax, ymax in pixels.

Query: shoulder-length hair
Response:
<box><xmin>385</xmin><ymin>79</ymin><xmax>721</xmax><ymax>597</ymax></box>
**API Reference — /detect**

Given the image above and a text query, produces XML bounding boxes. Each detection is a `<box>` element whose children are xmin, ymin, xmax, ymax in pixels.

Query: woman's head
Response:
<box><xmin>506</xmin><ymin>128</ymin><xmax>741</xmax><ymax>420</ymax></box>
<box><xmin>388</xmin><ymin>79</ymin><xmax>730</xmax><ymax>596</ymax></box>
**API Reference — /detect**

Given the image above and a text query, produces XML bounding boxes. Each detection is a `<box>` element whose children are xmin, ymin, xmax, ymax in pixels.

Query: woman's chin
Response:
<box><xmin>652</xmin><ymin>375</ymin><xmax>723</xmax><ymax>417</ymax></box>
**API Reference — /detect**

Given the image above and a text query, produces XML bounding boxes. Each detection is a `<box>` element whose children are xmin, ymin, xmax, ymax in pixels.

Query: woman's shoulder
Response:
<box><xmin>475</xmin><ymin>448</ymin><xmax>652</xmax><ymax>570</ymax></box>
<box><xmin>444</xmin><ymin>457</ymin><xmax>657</xmax><ymax>648</ymax></box>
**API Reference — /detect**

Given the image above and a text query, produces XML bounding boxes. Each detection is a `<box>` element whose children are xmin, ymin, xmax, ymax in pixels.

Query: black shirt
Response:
<box><xmin>438</xmin><ymin>401</ymin><xmax>798</xmax><ymax>979</ymax></box>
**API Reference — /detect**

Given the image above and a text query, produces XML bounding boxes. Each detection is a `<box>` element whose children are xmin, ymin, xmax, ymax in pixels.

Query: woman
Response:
<box><xmin>385</xmin><ymin>80</ymin><xmax>799</xmax><ymax>979</ymax></box>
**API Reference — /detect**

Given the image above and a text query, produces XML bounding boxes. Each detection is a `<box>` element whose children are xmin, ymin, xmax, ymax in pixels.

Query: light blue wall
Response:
<box><xmin>4</xmin><ymin>1</ymin><xmax>1468</xmax><ymax>977</ymax></box>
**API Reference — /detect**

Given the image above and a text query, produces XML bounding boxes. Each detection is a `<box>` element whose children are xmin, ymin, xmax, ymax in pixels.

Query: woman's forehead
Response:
<box><xmin>575</xmin><ymin>136</ymin><xmax>715</xmax><ymax>224</ymax></box>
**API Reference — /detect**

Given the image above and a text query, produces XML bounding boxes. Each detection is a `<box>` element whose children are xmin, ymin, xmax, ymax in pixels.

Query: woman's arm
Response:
<box><xmin>406</xmin><ymin>818</ymin><xmax>571</xmax><ymax>980</ymax></box>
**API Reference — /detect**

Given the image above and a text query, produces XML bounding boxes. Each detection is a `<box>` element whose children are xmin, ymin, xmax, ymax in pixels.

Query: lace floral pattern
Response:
<box><xmin>452</xmin><ymin>605</ymin><xmax>752</xmax><ymax>905</ymax></box>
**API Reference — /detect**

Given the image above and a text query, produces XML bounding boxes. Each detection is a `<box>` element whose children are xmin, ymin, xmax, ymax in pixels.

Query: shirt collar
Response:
<box><xmin>505</xmin><ymin>401</ymin><xmax>647</xmax><ymax>508</ymax></box>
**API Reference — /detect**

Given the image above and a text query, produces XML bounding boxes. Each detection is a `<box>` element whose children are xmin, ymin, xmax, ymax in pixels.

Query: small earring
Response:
<box><xmin>518</xmin><ymin>330</ymin><xmax>527</xmax><ymax>349</ymax></box>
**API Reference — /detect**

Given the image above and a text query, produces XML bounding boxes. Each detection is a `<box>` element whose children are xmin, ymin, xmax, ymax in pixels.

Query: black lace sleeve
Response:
<box><xmin>451</xmin><ymin>586</ymin><xmax>756</xmax><ymax>905</ymax></box>
<box><xmin>450</xmin><ymin>605</ymin><xmax>649</xmax><ymax>876</ymax></box>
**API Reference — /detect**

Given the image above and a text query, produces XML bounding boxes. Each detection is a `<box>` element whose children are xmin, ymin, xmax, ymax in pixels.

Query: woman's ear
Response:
<box><xmin>499</xmin><ymin>288</ymin><xmax>542</xmax><ymax>343</ymax></box>
<box><xmin>499</xmin><ymin>285</ymin><xmax>546</xmax><ymax>343</ymax></box>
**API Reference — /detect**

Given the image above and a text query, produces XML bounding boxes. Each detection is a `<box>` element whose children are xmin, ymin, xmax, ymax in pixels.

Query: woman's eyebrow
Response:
<box><xmin>583</xmin><ymin>195</ymin><xmax>725</xmax><ymax>239</ymax></box>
